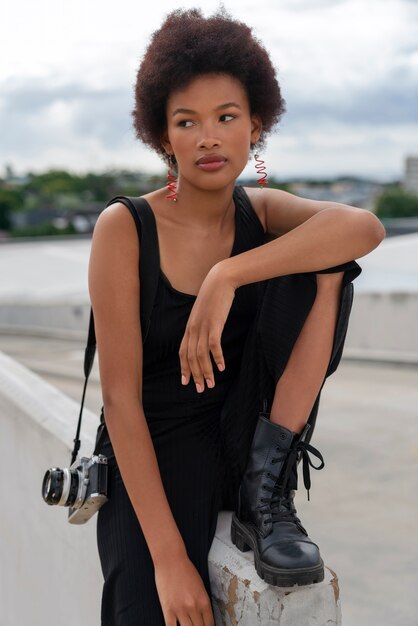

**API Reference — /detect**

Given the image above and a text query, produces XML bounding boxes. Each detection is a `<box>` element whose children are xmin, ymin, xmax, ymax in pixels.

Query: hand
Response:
<box><xmin>154</xmin><ymin>555</ymin><xmax>215</xmax><ymax>626</ymax></box>
<box><xmin>179</xmin><ymin>263</ymin><xmax>236</xmax><ymax>392</ymax></box>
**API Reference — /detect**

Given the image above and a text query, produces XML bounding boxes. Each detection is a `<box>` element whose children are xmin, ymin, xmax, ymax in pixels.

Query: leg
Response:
<box><xmin>96</xmin><ymin>415</ymin><xmax>221</xmax><ymax>625</ymax></box>
<box><xmin>269</xmin><ymin>272</ymin><xmax>345</xmax><ymax>433</ymax></box>
<box><xmin>229</xmin><ymin>263</ymin><xmax>362</xmax><ymax>587</ymax></box>
<box><xmin>258</xmin><ymin>261</ymin><xmax>362</xmax><ymax>447</ymax></box>
<box><xmin>219</xmin><ymin>262</ymin><xmax>361</xmax><ymax>511</ymax></box>
<box><xmin>96</xmin><ymin>434</ymin><xmax>166</xmax><ymax>626</ymax></box>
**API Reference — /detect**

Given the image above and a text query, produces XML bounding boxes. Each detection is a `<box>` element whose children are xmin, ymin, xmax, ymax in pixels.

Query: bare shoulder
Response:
<box><xmin>244</xmin><ymin>186</ymin><xmax>334</xmax><ymax>237</ymax></box>
<box><xmin>89</xmin><ymin>200</ymin><xmax>141</xmax><ymax>311</ymax></box>
<box><xmin>94</xmin><ymin>201</ymin><xmax>140</xmax><ymax>247</ymax></box>
<box><xmin>89</xmin><ymin>201</ymin><xmax>144</xmax><ymax>406</ymax></box>
<box><xmin>141</xmin><ymin>187</ymin><xmax>170</xmax><ymax>208</ymax></box>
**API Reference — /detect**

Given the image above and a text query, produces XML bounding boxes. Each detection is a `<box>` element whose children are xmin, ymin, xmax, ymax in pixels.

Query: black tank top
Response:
<box><xmin>141</xmin><ymin>186</ymin><xmax>266</xmax><ymax>424</ymax></box>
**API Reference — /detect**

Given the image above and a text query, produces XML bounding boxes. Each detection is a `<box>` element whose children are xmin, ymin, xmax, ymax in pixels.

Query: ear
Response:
<box><xmin>160</xmin><ymin>128</ymin><xmax>173</xmax><ymax>156</ymax></box>
<box><xmin>250</xmin><ymin>114</ymin><xmax>262</xmax><ymax>145</ymax></box>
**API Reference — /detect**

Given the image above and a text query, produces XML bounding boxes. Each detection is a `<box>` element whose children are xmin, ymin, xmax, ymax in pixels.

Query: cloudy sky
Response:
<box><xmin>2</xmin><ymin>0</ymin><xmax>417</xmax><ymax>181</ymax></box>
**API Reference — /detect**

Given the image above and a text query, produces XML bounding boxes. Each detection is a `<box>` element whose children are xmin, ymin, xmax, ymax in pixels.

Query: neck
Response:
<box><xmin>169</xmin><ymin>177</ymin><xmax>237</xmax><ymax>230</ymax></box>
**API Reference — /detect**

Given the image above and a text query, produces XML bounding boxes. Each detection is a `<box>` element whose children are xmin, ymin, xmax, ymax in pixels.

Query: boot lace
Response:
<box><xmin>278</xmin><ymin>439</ymin><xmax>325</xmax><ymax>502</ymax></box>
<box><xmin>257</xmin><ymin>440</ymin><xmax>325</xmax><ymax>529</ymax></box>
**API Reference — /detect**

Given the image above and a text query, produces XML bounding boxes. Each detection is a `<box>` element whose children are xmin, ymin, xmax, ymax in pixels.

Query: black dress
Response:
<box><xmin>95</xmin><ymin>186</ymin><xmax>362</xmax><ymax>625</ymax></box>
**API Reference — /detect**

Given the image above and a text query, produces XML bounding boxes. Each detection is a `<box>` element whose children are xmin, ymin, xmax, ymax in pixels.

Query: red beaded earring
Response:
<box><xmin>166</xmin><ymin>154</ymin><xmax>178</xmax><ymax>202</ymax></box>
<box><xmin>254</xmin><ymin>153</ymin><xmax>269</xmax><ymax>188</ymax></box>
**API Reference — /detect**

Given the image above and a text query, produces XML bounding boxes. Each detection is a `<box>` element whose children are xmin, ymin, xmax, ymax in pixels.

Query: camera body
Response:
<box><xmin>42</xmin><ymin>454</ymin><xmax>108</xmax><ymax>525</ymax></box>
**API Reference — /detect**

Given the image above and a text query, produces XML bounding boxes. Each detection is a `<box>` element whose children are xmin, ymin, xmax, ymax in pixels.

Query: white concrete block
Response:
<box><xmin>209</xmin><ymin>511</ymin><xmax>341</xmax><ymax>626</ymax></box>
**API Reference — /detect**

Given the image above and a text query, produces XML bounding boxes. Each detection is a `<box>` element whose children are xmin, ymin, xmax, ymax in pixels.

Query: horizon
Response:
<box><xmin>1</xmin><ymin>162</ymin><xmax>405</xmax><ymax>186</ymax></box>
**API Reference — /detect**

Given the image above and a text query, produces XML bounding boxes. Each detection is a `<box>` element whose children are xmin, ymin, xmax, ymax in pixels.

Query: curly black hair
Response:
<box><xmin>131</xmin><ymin>7</ymin><xmax>286</xmax><ymax>164</ymax></box>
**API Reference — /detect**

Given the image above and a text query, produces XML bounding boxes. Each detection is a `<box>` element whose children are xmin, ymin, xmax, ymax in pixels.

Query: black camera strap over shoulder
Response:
<box><xmin>70</xmin><ymin>196</ymin><xmax>160</xmax><ymax>465</ymax></box>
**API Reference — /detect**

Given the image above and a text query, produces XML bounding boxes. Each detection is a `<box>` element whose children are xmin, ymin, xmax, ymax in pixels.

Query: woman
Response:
<box><xmin>88</xmin><ymin>8</ymin><xmax>385</xmax><ymax>626</ymax></box>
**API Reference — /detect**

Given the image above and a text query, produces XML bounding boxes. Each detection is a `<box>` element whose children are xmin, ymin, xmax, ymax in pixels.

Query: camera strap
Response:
<box><xmin>70</xmin><ymin>196</ymin><xmax>160</xmax><ymax>464</ymax></box>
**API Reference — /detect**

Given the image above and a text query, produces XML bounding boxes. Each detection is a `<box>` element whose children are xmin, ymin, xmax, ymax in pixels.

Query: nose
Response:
<box><xmin>197</xmin><ymin>122</ymin><xmax>221</xmax><ymax>150</ymax></box>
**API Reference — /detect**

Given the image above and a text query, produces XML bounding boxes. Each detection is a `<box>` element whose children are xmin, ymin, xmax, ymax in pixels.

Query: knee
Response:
<box><xmin>315</xmin><ymin>271</ymin><xmax>345</xmax><ymax>290</ymax></box>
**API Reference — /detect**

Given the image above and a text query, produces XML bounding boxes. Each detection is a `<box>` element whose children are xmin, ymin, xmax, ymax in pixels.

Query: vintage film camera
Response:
<box><xmin>42</xmin><ymin>453</ymin><xmax>108</xmax><ymax>524</ymax></box>
<box><xmin>41</xmin><ymin>321</ymin><xmax>108</xmax><ymax>524</ymax></box>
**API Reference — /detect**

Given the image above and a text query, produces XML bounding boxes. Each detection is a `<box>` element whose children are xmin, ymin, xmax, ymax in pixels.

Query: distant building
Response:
<box><xmin>2</xmin><ymin>163</ymin><xmax>30</xmax><ymax>186</ymax></box>
<box><xmin>403</xmin><ymin>155</ymin><xmax>418</xmax><ymax>194</ymax></box>
<box><xmin>288</xmin><ymin>179</ymin><xmax>383</xmax><ymax>212</ymax></box>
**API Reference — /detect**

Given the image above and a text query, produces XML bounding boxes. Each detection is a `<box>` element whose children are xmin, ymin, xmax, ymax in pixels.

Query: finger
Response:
<box><xmin>208</xmin><ymin>325</ymin><xmax>225</xmax><ymax>374</ymax></box>
<box><xmin>187</xmin><ymin>608</ymin><xmax>205</xmax><ymax>626</ymax></box>
<box><xmin>202</xmin><ymin>603</ymin><xmax>216</xmax><ymax>626</ymax></box>
<box><xmin>179</xmin><ymin>335</ymin><xmax>191</xmax><ymax>386</ymax></box>
<box><xmin>185</xmin><ymin>589</ymin><xmax>213</xmax><ymax>625</ymax></box>
<box><xmin>186</xmin><ymin>327</ymin><xmax>205</xmax><ymax>393</ymax></box>
<box><xmin>170</xmin><ymin>616</ymin><xmax>190</xmax><ymax>626</ymax></box>
<box><xmin>165</xmin><ymin>611</ymin><xmax>181</xmax><ymax>626</ymax></box>
<box><xmin>176</xmin><ymin>613</ymin><xmax>193</xmax><ymax>626</ymax></box>
<box><xmin>196</xmin><ymin>335</ymin><xmax>215</xmax><ymax>390</ymax></box>
<box><xmin>188</xmin><ymin>349</ymin><xmax>204</xmax><ymax>393</ymax></box>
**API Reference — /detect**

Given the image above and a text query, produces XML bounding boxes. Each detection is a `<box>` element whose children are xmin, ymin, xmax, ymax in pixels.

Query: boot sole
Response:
<box><xmin>231</xmin><ymin>513</ymin><xmax>325</xmax><ymax>587</ymax></box>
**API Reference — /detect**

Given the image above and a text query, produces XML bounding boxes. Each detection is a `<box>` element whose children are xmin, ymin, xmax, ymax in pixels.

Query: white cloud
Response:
<box><xmin>1</xmin><ymin>0</ymin><xmax>417</xmax><ymax>179</ymax></box>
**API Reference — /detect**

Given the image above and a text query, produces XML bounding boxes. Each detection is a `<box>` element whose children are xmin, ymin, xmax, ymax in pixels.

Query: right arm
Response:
<box><xmin>89</xmin><ymin>204</ymin><xmax>215</xmax><ymax>625</ymax></box>
<box><xmin>88</xmin><ymin>203</ymin><xmax>187</xmax><ymax>566</ymax></box>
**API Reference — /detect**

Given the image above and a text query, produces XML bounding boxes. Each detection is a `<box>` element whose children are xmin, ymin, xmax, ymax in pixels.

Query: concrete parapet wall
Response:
<box><xmin>0</xmin><ymin>350</ymin><xmax>102</xmax><ymax>626</ymax></box>
<box><xmin>0</xmin><ymin>288</ymin><xmax>416</xmax><ymax>363</ymax></box>
<box><xmin>0</xmin><ymin>299</ymin><xmax>90</xmax><ymax>340</ymax></box>
<box><xmin>344</xmin><ymin>291</ymin><xmax>418</xmax><ymax>363</ymax></box>
<box><xmin>0</xmin><ymin>350</ymin><xmax>341</xmax><ymax>625</ymax></box>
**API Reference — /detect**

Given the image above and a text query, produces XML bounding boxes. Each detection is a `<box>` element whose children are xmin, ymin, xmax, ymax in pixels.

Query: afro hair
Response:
<box><xmin>131</xmin><ymin>7</ymin><xmax>286</xmax><ymax>163</ymax></box>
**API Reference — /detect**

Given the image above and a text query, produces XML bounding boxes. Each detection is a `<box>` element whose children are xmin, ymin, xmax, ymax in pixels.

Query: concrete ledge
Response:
<box><xmin>350</xmin><ymin>291</ymin><xmax>418</xmax><ymax>360</ymax></box>
<box><xmin>0</xmin><ymin>350</ymin><xmax>102</xmax><ymax>626</ymax></box>
<box><xmin>1</xmin><ymin>287</ymin><xmax>417</xmax><ymax>364</ymax></box>
<box><xmin>0</xmin><ymin>350</ymin><xmax>342</xmax><ymax>625</ymax></box>
<box><xmin>209</xmin><ymin>512</ymin><xmax>341</xmax><ymax>626</ymax></box>
<box><xmin>0</xmin><ymin>300</ymin><xmax>90</xmax><ymax>340</ymax></box>
<box><xmin>344</xmin><ymin>346</ymin><xmax>418</xmax><ymax>365</ymax></box>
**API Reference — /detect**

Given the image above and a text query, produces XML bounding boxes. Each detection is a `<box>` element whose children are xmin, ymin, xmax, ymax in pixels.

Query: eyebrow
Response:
<box><xmin>172</xmin><ymin>102</ymin><xmax>242</xmax><ymax>116</ymax></box>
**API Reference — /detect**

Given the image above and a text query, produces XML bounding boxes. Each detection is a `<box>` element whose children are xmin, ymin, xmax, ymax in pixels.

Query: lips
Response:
<box><xmin>196</xmin><ymin>154</ymin><xmax>226</xmax><ymax>165</ymax></box>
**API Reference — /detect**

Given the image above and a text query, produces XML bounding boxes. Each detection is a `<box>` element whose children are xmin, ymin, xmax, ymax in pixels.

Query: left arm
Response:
<box><xmin>179</xmin><ymin>189</ymin><xmax>386</xmax><ymax>393</ymax></box>
<box><xmin>217</xmin><ymin>189</ymin><xmax>386</xmax><ymax>287</ymax></box>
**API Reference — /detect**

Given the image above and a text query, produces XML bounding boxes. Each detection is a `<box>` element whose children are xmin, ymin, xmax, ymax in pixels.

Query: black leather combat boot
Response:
<box><xmin>231</xmin><ymin>407</ymin><xmax>325</xmax><ymax>587</ymax></box>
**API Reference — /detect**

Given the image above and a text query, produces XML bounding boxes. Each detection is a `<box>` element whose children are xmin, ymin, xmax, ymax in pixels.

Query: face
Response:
<box><xmin>162</xmin><ymin>73</ymin><xmax>262</xmax><ymax>191</ymax></box>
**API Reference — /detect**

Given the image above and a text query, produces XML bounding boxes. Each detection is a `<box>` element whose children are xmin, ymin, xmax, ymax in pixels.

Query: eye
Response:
<box><xmin>220</xmin><ymin>114</ymin><xmax>236</xmax><ymax>122</ymax></box>
<box><xmin>177</xmin><ymin>119</ymin><xmax>194</xmax><ymax>128</ymax></box>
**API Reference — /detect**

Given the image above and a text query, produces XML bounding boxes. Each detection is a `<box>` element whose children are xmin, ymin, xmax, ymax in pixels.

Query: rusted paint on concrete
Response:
<box><xmin>252</xmin><ymin>590</ymin><xmax>260</xmax><ymax>604</ymax></box>
<box><xmin>214</xmin><ymin>565</ymin><xmax>239</xmax><ymax>626</ymax></box>
<box><xmin>226</xmin><ymin>572</ymin><xmax>239</xmax><ymax>626</ymax></box>
<box><xmin>326</xmin><ymin>566</ymin><xmax>340</xmax><ymax>604</ymax></box>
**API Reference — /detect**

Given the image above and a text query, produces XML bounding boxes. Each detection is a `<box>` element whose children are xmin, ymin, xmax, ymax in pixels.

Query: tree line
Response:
<box><xmin>0</xmin><ymin>168</ymin><xmax>417</xmax><ymax>238</ymax></box>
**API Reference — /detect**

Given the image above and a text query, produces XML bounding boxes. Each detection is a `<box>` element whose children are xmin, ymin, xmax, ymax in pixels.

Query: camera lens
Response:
<box><xmin>42</xmin><ymin>467</ymin><xmax>80</xmax><ymax>507</ymax></box>
<box><xmin>42</xmin><ymin>468</ymin><xmax>64</xmax><ymax>505</ymax></box>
